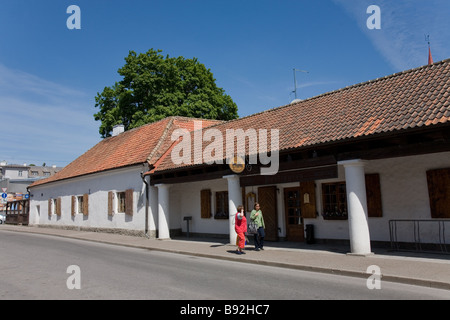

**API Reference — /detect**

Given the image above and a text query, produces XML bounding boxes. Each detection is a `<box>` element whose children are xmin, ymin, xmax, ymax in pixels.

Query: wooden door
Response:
<box><xmin>257</xmin><ymin>186</ymin><xmax>278</xmax><ymax>241</ymax></box>
<box><xmin>284</xmin><ymin>187</ymin><xmax>304</xmax><ymax>242</ymax></box>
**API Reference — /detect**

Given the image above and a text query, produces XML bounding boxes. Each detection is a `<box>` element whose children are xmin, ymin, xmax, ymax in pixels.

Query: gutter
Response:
<box><xmin>140</xmin><ymin>165</ymin><xmax>150</xmax><ymax>239</ymax></box>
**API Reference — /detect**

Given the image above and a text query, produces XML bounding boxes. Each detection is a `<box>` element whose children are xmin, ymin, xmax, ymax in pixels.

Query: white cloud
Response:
<box><xmin>333</xmin><ymin>0</ymin><xmax>450</xmax><ymax>71</ymax></box>
<box><xmin>0</xmin><ymin>64</ymin><xmax>100</xmax><ymax>166</ymax></box>
<box><xmin>297</xmin><ymin>80</ymin><xmax>342</xmax><ymax>90</ymax></box>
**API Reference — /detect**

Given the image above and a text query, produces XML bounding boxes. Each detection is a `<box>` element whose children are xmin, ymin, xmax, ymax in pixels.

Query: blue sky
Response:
<box><xmin>0</xmin><ymin>0</ymin><xmax>449</xmax><ymax>167</ymax></box>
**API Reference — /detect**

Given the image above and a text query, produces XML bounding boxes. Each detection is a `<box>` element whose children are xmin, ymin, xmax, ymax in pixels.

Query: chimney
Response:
<box><xmin>112</xmin><ymin>124</ymin><xmax>125</xmax><ymax>137</ymax></box>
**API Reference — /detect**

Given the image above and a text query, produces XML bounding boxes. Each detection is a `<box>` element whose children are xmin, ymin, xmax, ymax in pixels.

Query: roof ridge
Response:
<box><xmin>283</xmin><ymin>58</ymin><xmax>450</xmax><ymax>107</ymax></box>
<box><xmin>104</xmin><ymin>116</ymin><xmax>172</xmax><ymax>140</ymax></box>
<box><xmin>220</xmin><ymin>58</ymin><xmax>450</xmax><ymax>125</ymax></box>
<box><xmin>106</xmin><ymin>115</ymin><xmax>224</xmax><ymax>140</ymax></box>
<box><xmin>168</xmin><ymin>115</ymin><xmax>225</xmax><ymax>123</ymax></box>
<box><xmin>304</xmin><ymin>57</ymin><xmax>450</xmax><ymax>101</ymax></box>
<box><xmin>145</xmin><ymin>116</ymin><xmax>224</xmax><ymax>164</ymax></box>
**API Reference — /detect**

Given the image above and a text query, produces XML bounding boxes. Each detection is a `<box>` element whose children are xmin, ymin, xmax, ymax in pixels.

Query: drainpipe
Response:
<box><xmin>140</xmin><ymin>170</ymin><xmax>150</xmax><ymax>239</ymax></box>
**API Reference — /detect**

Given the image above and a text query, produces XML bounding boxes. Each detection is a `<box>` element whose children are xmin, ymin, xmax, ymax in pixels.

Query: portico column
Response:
<box><xmin>339</xmin><ymin>159</ymin><xmax>372</xmax><ymax>255</ymax></box>
<box><xmin>224</xmin><ymin>175</ymin><xmax>240</xmax><ymax>244</ymax></box>
<box><xmin>156</xmin><ymin>184</ymin><xmax>171</xmax><ymax>240</ymax></box>
<box><xmin>148</xmin><ymin>185</ymin><xmax>158</xmax><ymax>238</ymax></box>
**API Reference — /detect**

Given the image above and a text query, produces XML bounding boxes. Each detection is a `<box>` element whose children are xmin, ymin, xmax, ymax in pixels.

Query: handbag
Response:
<box><xmin>247</xmin><ymin>220</ymin><xmax>258</xmax><ymax>234</ymax></box>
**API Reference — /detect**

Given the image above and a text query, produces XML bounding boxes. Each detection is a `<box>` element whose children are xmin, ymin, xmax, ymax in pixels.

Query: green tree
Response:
<box><xmin>94</xmin><ymin>49</ymin><xmax>238</xmax><ymax>137</ymax></box>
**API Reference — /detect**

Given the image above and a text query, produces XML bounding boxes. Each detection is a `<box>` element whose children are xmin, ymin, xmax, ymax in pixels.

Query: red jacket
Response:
<box><xmin>235</xmin><ymin>214</ymin><xmax>248</xmax><ymax>234</ymax></box>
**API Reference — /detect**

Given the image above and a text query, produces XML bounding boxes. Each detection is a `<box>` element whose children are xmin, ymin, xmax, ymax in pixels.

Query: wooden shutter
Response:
<box><xmin>48</xmin><ymin>199</ymin><xmax>52</xmax><ymax>216</ymax></box>
<box><xmin>71</xmin><ymin>196</ymin><xmax>76</xmax><ymax>216</ymax></box>
<box><xmin>83</xmin><ymin>194</ymin><xmax>89</xmax><ymax>216</ymax></box>
<box><xmin>56</xmin><ymin>198</ymin><xmax>61</xmax><ymax>216</ymax></box>
<box><xmin>300</xmin><ymin>181</ymin><xmax>316</xmax><ymax>219</ymax></box>
<box><xmin>427</xmin><ymin>168</ymin><xmax>450</xmax><ymax>219</ymax></box>
<box><xmin>125</xmin><ymin>189</ymin><xmax>133</xmax><ymax>215</ymax></box>
<box><xmin>108</xmin><ymin>191</ymin><xmax>114</xmax><ymax>216</ymax></box>
<box><xmin>200</xmin><ymin>189</ymin><xmax>211</xmax><ymax>218</ymax></box>
<box><xmin>365</xmin><ymin>174</ymin><xmax>382</xmax><ymax>217</ymax></box>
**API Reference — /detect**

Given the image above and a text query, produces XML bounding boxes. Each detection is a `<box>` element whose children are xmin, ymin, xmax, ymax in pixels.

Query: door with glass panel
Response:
<box><xmin>284</xmin><ymin>187</ymin><xmax>304</xmax><ymax>242</ymax></box>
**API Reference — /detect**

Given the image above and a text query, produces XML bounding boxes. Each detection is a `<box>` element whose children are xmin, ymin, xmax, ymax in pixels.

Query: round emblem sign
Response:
<box><xmin>229</xmin><ymin>156</ymin><xmax>245</xmax><ymax>173</ymax></box>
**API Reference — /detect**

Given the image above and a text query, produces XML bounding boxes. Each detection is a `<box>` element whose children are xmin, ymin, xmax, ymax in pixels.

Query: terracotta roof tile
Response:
<box><xmin>30</xmin><ymin>116</ymin><xmax>222</xmax><ymax>187</ymax></box>
<box><xmin>153</xmin><ymin>59</ymin><xmax>450</xmax><ymax>173</ymax></box>
<box><xmin>30</xmin><ymin>59</ymin><xmax>450</xmax><ymax>183</ymax></box>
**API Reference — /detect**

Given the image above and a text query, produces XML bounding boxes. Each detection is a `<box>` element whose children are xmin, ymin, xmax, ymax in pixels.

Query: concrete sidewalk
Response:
<box><xmin>1</xmin><ymin>224</ymin><xmax>450</xmax><ymax>290</ymax></box>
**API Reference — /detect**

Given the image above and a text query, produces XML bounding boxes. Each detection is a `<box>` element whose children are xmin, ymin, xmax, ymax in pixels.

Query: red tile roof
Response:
<box><xmin>30</xmin><ymin>117</ymin><xmax>223</xmax><ymax>187</ymax></box>
<box><xmin>30</xmin><ymin>59</ymin><xmax>450</xmax><ymax>185</ymax></box>
<box><xmin>152</xmin><ymin>59</ymin><xmax>450</xmax><ymax>173</ymax></box>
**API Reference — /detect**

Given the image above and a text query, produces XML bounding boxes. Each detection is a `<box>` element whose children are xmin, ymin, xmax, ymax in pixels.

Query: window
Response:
<box><xmin>322</xmin><ymin>182</ymin><xmax>348</xmax><ymax>219</ymax></box>
<box><xmin>321</xmin><ymin>174</ymin><xmax>382</xmax><ymax>220</ymax></box>
<box><xmin>48</xmin><ymin>198</ymin><xmax>61</xmax><ymax>216</ymax></box>
<box><xmin>117</xmin><ymin>192</ymin><xmax>126</xmax><ymax>213</ymax></box>
<box><xmin>77</xmin><ymin>196</ymin><xmax>84</xmax><ymax>214</ymax></box>
<box><xmin>71</xmin><ymin>194</ymin><xmax>89</xmax><ymax>216</ymax></box>
<box><xmin>215</xmin><ymin>191</ymin><xmax>228</xmax><ymax>219</ymax></box>
<box><xmin>110</xmin><ymin>189</ymin><xmax>133</xmax><ymax>215</ymax></box>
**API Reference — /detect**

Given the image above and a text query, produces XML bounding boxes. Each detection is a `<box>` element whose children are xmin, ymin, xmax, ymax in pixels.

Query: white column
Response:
<box><xmin>224</xmin><ymin>175</ymin><xmax>240</xmax><ymax>244</ymax></box>
<box><xmin>148</xmin><ymin>185</ymin><xmax>158</xmax><ymax>238</ymax></box>
<box><xmin>156</xmin><ymin>184</ymin><xmax>171</xmax><ymax>240</ymax></box>
<box><xmin>339</xmin><ymin>159</ymin><xmax>372</xmax><ymax>255</ymax></box>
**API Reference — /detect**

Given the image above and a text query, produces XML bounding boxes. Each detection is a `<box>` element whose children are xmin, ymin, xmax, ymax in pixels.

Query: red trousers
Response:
<box><xmin>236</xmin><ymin>232</ymin><xmax>246</xmax><ymax>249</ymax></box>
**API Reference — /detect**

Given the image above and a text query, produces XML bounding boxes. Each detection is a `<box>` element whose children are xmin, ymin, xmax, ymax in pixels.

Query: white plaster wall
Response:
<box><xmin>365</xmin><ymin>151</ymin><xmax>450</xmax><ymax>244</ymax></box>
<box><xmin>29</xmin><ymin>151</ymin><xmax>450</xmax><ymax>245</ymax></box>
<box><xmin>307</xmin><ymin>151</ymin><xmax>450</xmax><ymax>243</ymax></box>
<box><xmin>4</xmin><ymin>167</ymin><xmax>29</xmax><ymax>179</ymax></box>
<box><xmin>166</xmin><ymin>151</ymin><xmax>449</xmax><ymax>244</ymax></box>
<box><xmin>29</xmin><ymin>166</ymin><xmax>147</xmax><ymax>232</ymax></box>
<box><xmin>169</xmin><ymin>178</ymin><xmax>230</xmax><ymax>235</ymax></box>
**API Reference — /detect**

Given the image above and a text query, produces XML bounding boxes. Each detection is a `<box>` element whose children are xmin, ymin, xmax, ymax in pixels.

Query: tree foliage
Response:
<box><xmin>94</xmin><ymin>49</ymin><xmax>238</xmax><ymax>137</ymax></box>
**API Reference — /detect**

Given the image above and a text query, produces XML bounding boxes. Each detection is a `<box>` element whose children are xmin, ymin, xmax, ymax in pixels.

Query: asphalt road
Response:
<box><xmin>1</xmin><ymin>230</ymin><xmax>450</xmax><ymax>301</ymax></box>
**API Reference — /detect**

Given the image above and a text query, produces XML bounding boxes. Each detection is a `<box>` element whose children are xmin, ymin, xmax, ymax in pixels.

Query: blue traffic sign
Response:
<box><xmin>1</xmin><ymin>193</ymin><xmax>7</xmax><ymax>199</ymax></box>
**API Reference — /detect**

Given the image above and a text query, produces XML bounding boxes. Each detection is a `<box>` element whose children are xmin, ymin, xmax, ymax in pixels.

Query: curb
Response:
<box><xmin>2</xmin><ymin>225</ymin><xmax>450</xmax><ymax>291</ymax></box>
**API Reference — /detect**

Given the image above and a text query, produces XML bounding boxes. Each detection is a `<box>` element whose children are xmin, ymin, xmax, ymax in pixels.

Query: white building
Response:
<box><xmin>0</xmin><ymin>162</ymin><xmax>62</xmax><ymax>211</ymax></box>
<box><xmin>29</xmin><ymin>60</ymin><xmax>450</xmax><ymax>254</ymax></box>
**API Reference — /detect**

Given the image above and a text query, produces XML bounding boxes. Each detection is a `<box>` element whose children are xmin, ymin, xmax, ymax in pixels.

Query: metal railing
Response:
<box><xmin>389</xmin><ymin>219</ymin><xmax>450</xmax><ymax>254</ymax></box>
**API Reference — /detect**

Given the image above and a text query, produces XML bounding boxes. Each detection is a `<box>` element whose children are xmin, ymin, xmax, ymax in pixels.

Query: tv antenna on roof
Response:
<box><xmin>292</xmin><ymin>68</ymin><xmax>309</xmax><ymax>100</ymax></box>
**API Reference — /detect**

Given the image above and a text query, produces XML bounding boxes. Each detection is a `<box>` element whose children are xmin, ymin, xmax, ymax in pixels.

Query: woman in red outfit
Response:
<box><xmin>235</xmin><ymin>205</ymin><xmax>247</xmax><ymax>254</ymax></box>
